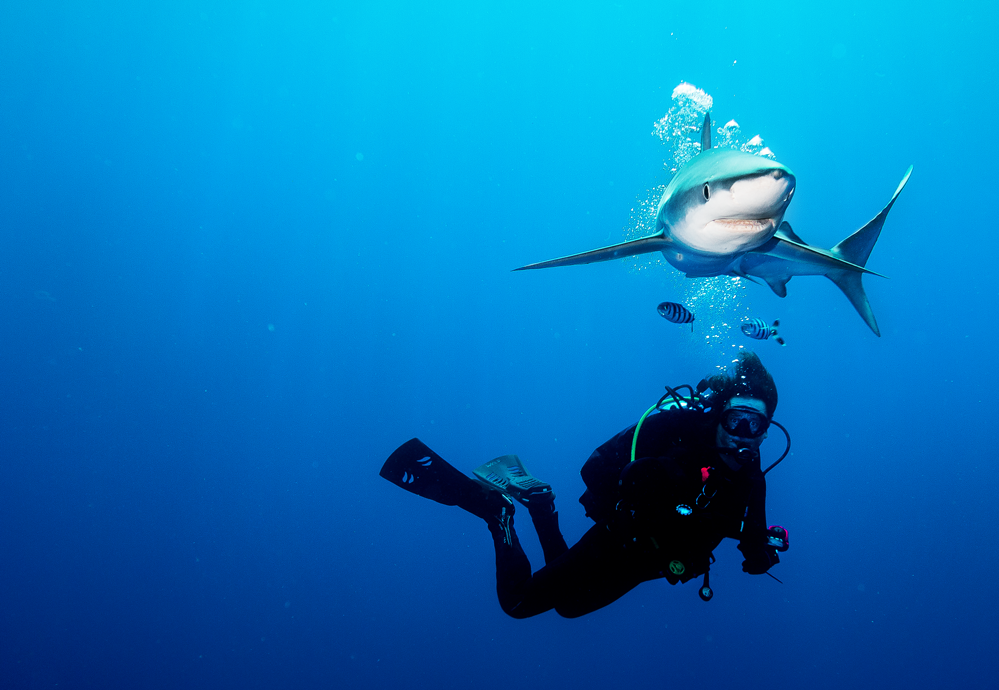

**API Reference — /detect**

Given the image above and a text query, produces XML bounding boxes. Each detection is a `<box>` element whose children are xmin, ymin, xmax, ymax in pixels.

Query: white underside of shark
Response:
<box><xmin>515</xmin><ymin>114</ymin><xmax>911</xmax><ymax>336</ymax></box>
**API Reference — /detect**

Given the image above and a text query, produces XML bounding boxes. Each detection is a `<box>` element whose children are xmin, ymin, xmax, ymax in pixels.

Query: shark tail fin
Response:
<box><xmin>831</xmin><ymin>165</ymin><xmax>912</xmax><ymax>268</ymax></box>
<box><xmin>825</xmin><ymin>166</ymin><xmax>913</xmax><ymax>337</ymax></box>
<box><xmin>826</xmin><ymin>269</ymin><xmax>880</xmax><ymax>336</ymax></box>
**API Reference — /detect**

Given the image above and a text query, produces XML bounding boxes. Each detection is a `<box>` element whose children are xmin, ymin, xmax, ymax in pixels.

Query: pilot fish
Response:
<box><xmin>657</xmin><ymin>302</ymin><xmax>695</xmax><ymax>331</ymax></box>
<box><xmin>741</xmin><ymin>318</ymin><xmax>786</xmax><ymax>345</ymax></box>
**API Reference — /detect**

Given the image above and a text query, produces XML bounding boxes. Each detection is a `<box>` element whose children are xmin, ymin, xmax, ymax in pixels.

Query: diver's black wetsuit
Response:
<box><xmin>490</xmin><ymin>407</ymin><xmax>780</xmax><ymax>619</ymax></box>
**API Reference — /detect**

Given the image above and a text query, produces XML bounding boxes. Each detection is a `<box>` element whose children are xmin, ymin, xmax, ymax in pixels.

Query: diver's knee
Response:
<box><xmin>501</xmin><ymin>603</ymin><xmax>536</xmax><ymax>620</ymax></box>
<box><xmin>554</xmin><ymin>604</ymin><xmax>588</xmax><ymax>619</ymax></box>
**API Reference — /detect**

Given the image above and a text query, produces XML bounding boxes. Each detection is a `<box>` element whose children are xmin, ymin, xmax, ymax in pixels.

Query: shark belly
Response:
<box><xmin>659</xmin><ymin>209</ymin><xmax>780</xmax><ymax>277</ymax></box>
<box><xmin>660</xmin><ymin>244</ymin><xmax>743</xmax><ymax>277</ymax></box>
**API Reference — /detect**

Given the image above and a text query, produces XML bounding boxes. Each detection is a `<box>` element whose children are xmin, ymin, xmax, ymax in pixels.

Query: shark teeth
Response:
<box><xmin>715</xmin><ymin>218</ymin><xmax>775</xmax><ymax>231</ymax></box>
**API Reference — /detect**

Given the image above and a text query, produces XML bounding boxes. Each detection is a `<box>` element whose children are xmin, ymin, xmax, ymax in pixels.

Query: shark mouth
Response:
<box><xmin>690</xmin><ymin>217</ymin><xmax>779</xmax><ymax>254</ymax></box>
<box><xmin>714</xmin><ymin>218</ymin><xmax>777</xmax><ymax>233</ymax></box>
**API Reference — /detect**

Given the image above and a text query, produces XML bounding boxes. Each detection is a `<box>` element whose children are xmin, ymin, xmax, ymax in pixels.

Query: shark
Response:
<box><xmin>515</xmin><ymin>114</ymin><xmax>912</xmax><ymax>336</ymax></box>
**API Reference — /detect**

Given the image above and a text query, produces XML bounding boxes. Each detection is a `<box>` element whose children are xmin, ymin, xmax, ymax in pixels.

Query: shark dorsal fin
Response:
<box><xmin>700</xmin><ymin>113</ymin><xmax>711</xmax><ymax>152</ymax></box>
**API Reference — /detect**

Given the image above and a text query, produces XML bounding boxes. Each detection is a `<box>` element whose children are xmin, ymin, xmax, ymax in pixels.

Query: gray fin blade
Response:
<box><xmin>473</xmin><ymin>454</ymin><xmax>551</xmax><ymax>502</ymax></box>
<box><xmin>832</xmin><ymin>165</ymin><xmax>912</xmax><ymax>268</ymax></box>
<box><xmin>763</xmin><ymin>235</ymin><xmax>887</xmax><ymax>278</ymax></box>
<box><xmin>775</xmin><ymin>221</ymin><xmax>806</xmax><ymax>245</ymax></box>
<box><xmin>827</xmin><ymin>269</ymin><xmax>881</xmax><ymax>336</ymax></box>
<box><xmin>514</xmin><ymin>232</ymin><xmax>667</xmax><ymax>271</ymax></box>
<box><xmin>701</xmin><ymin>113</ymin><xmax>711</xmax><ymax>151</ymax></box>
<box><xmin>763</xmin><ymin>275</ymin><xmax>790</xmax><ymax>298</ymax></box>
<box><xmin>728</xmin><ymin>270</ymin><xmax>762</xmax><ymax>286</ymax></box>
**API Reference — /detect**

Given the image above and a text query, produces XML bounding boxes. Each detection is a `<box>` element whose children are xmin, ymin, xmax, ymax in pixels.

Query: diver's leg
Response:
<box><xmin>485</xmin><ymin>510</ymin><xmax>535</xmax><ymax>615</ymax></box>
<box><xmin>431</xmin><ymin>479</ymin><xmax>540</xmax><ymax>618</ymax></box>
<box><xmin>471</xmin><ymin>454</ymin><xmax>568</xmax><ymax>563</ymax></box>
<box><xmin>496</xmin><ymin>522</ymin><xmax>652</xmax><ymax>619</ymax></box>
<box><xmin>525</xmin><ymin>493</ymin><xmax>568</xmax><ymax>564</ymax></box>
<box><xmin>482</xmin><ymin>491</ymin><xmax>570</xmax><ymax>616</ymax></box>
<box><xmin>546</xmin><ymin>530</ymin><xmax>652</xmax><ymax>619</ymax></box>
<box><xmin>381</xmin><ymin>440</ymin><xmax>586</xmax><ymax>617</ymax></box>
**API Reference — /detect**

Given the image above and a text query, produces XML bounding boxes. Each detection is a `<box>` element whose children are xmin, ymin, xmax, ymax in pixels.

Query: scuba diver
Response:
<box><xmin>380</xmin><ymin>351</ymin><xmax>790</xmax><ymax>618</ymax></box>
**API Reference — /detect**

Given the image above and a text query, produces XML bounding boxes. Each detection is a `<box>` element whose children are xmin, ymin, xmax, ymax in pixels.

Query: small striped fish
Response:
<box><xmin>741</xmin><ymin>318</ymin><xmax>786</xmax><ymax>345</ymax></box>
<box><xmin>657</xmin><ymin>301</ymin><xmax>695</xmax><ymax>331</ymax></box>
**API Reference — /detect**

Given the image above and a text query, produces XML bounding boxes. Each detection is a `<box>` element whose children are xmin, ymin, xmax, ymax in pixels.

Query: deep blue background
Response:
<box><xmin>2</xmin><ymin>2</ymin><xmax>997</xmax><ymax>688</ymax></box>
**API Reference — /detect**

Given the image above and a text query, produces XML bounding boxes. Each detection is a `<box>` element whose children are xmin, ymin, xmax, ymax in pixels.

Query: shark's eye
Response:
<box><xmin>702</xmin><ymin>184</ymin><xmax>710</xmax><ymax>201</ymax></box>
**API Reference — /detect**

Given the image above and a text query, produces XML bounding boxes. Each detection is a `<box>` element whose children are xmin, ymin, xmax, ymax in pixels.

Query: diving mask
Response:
<box><xmin>720</xmin><ymin>406</ymin><xmax>770</xmax><ymax>439</ymax></box>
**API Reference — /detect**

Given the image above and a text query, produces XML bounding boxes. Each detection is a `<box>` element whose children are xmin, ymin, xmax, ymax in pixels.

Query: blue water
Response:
<box><xmin>3</xmin><ymin>2</ymin><xmax>997</xmax><ymax>688</ymax></box>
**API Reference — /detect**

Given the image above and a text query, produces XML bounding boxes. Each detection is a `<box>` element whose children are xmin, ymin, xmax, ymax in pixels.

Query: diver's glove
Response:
<box><xmin>741</xmin><ymin>553</ymin><xmax>775</xmax><ymax>574</ymax></box>
<box><xmin>766</xmin><ymin>525</ymin><xmax>789</xmax><ymax>552</ymax></box>
<box><xmin>739</xmin><ymin>526</ymin><xmax>788</xmax><ymax>574</ymax></box>
<box><xmin>739</xmin><ymin>541</ymin><xmax>777</xmax><ymax>574</ymax></box>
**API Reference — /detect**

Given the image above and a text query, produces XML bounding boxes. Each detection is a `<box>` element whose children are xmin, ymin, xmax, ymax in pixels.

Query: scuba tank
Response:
<box><xmin>630</xmin><ymin>381</ymin><xmax>713</xmax><ymax>465</ymax></box>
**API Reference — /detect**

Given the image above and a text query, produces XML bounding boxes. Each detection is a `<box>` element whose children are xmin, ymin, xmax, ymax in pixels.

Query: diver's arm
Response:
<box><xmin>579</xmin><ymin>409</ymin><xmax>697</xmax><ymax>522</ymax></box>
<box><xmin>579</xmin><ymin>425</ymin><xmax>635</xmax><ymax>521</ymax></box>
<box><xmin>737</xmin><ymin>475</ymin><xmax>780</xmax><ymax>574</ymax></box>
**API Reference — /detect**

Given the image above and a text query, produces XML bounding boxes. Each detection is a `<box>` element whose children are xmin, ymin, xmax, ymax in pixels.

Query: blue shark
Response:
<box><xmin>515</xmin><ymin>115</ymin><xmax>911</xmax><ymax>336</ymax></box>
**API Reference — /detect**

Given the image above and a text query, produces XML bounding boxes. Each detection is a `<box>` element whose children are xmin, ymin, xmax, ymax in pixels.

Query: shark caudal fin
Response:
<box><xmin>514</xmin><ymin>232</ymin><xmax>669</xmax><ymax>271</ymax></box>
<box><xmin>826</xmin><ymin>166</ymin><xmax>913</xmax><ymax>337</ymax></box>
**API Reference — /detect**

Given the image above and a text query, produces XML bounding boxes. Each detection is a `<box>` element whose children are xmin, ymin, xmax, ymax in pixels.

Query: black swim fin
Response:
<box><xmin>380</xmin><ymin>438</ymin><xmax>513</xmax><ymax>520</ymax></box>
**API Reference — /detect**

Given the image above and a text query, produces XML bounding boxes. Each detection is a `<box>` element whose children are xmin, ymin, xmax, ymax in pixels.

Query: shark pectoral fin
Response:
<box><xmin>828</xmin><ymin>268</ymin><xmax>880</xmax><ymax>337</ymax></box>
<box><xmin>514</xmin><ymin>232</ymin><xmax>668</xmax><ymax>271</ymax></box>
<box><xmin>775</xmin><ymin>221</ymin><xmax>806</xmax><ymax>244</ymax></box>
<box><xmin>832</xmin><ymin>165</ymin><xmax>912</xmax><ymax>269</ymax></box>
<box><xmin>728</xmin><ymin>270</ymin><xmax>762</xmax><ymax>286</ymax></box>
<box><xmin>766</xmin><ymin>236</ymin><xmax>886</xmax><ymax>278</ymax></box>
<box><xmin>763</xmin><ymin>275</ymin><xmax>789</xmax><ymax>298</ymax></box>
<box><xmin>734</xmin><ymin>253</ymin><xmax>794</xmax><ymax>296</ymax></box>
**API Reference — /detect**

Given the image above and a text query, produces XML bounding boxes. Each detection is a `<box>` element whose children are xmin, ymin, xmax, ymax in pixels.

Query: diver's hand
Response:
<box><xmin>739</xmin><ymin>527</ymin><xmax>787</xmax><ymax>574</ymax></box>
<box><xmin>741</xmin><ymin>555</ymin><xmax>773</xmax><ymax>574</ymax></box>
<box><xmin>766</xmin><ymin>525</ymin><xmax>789</xmax><ymax>552</ymax></box>
<box><xmin>739</xmin><ymin>540</ymin><xmax>777</xmax><ymax>574</ymax></box>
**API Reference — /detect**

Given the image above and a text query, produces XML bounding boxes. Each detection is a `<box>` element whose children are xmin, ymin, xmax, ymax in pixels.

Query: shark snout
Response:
<box><xmin>770</xmin><ymin>168</ymin><xmax>796</xmax><ymax>198</ymax></box>
<box><xmin>727</xmin><ymin>170</ymin><xmax>795</xmax><ymax>217</ymax></box>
